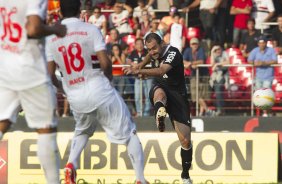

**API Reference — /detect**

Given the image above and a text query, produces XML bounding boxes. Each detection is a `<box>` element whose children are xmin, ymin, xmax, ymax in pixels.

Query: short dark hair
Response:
<box><xmin>135</xmin><ymin>38</ymin><xmax>144</xmax><ymax>44</ymax></box>
<box><xmin>145</xmin><ymin>33</ymin><xmax>162</xmax><ymax>44</ymax></box>
<box><xmin>93</xmin><ymin>6</ymin><xmax>101</xmax><ymax>11</ymax></box>
<box><xmin>60</xmin><ymin>0</ymin><xmax>81</xmax><ymax>18</ymax></box>
<box><xmin>173</xmin><ymin>12</ymin><xmax>181</xmax><ymax>18</ymax></box>
<box><xmin>247</xmin><ymin>18</ymin><xmax>255</xmax><ymax>24</ymax></box>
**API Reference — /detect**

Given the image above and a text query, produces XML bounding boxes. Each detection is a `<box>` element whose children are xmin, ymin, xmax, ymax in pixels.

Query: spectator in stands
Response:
<box><xmin>183</xmin><ymin>0</ymin><xmax>222</xmax><ymax>48</ymax></box>
<box><xmin>169</xmin><ymin>0</ymin><xmax>190</xmax><ymax>24</ymax></box>
<box><xmin>169</xmin><ymin>0</ymin><xmax>190</xmax><ymax>9</ymax></box>
<box><xmin>146</xmin><ymin>18</ymin><xmax>167</xmax><ymax>38</ymax></box>
<box><xmin>167</xmin><ymin>12</ymin><xmax>187</xmax><ymax>52</ymax></box>
<box><xmin>109</xmin><ymin>2</ymin><xmax>133</xmax><ymax>38</ymax></box>
<box><xmin>271</xmin><ymin>15</ymin><xmax>282</xmax><ymax>54</ymax></box>
<box><xmin>96</xmin><ymin>0</ymin><xmax>114</xmax><ymax>20</ymax></box>
<box><xmin>80</xmin><ymin>0</ymin><xmax>93</xmax><ymax>10</ymax></box>
<box><xmin>136</xmin><ymin>10</ymin><xmax>152</xmax><ymax>38</ymax></box>
<box><xmin>240</xmin><ymin>18</ymin><xmax>261</xmax><ymax>58</ymax></box>
<box><xmin>128</xmin><ymin>38</ymin><xmax>153</xmax><ymax>116</ymax></box>
<box><xmin>248</xmin><ymin>35</ymin><xmax>277</xmax><ymax>116</ymax></box>
<box><xmin>80</xmin><ymin>0</ymin><xmax>92</xmax><ymax>22</ymax></box>
<box><xmin>111</xmin><ymin>44</ymin><xmax>127</xmax><ymax>95</ymax></box>
<box><xmin>106</xmin><ymin>28</ymin><xmax>127</xmax><ymax>55</ymax></box>
<box><xmin>133</xmin><ymin>0</ymin><xmax>155</xmax><ymax>25</ymax></box>
<box><xmin>230</xmin><ymin>0</ymin><xmax>252</xmax><ymax>47</ymax></box>
<box><xmin>251</xmin><ymin>0</ymin><xmax>275</xmax><ymax>32</ymax></box>
<box><xmin>88</xmin><ymin>6</ymin><xmax>107</xmax><ymax>37</ymax></box>
<box><xmin>159</xmin><ymin>5</ymin><xmax>182</xmax><ymax>43</ymax></box>
<box><xmin>214</xmin><ymin>0</ymin><xmax>232</xmax><ymax>47</ymax></box>
<box><xmin>209</xmin><ymin>45</ymin><xmax>230</xmax><ymax>116</ymax></box>
<box><xmin>183</xmin><ymin>37</ymin><xmax>215</xmax><ymax>116</ymax></box>
<box><xmin>80</xmin><ymin>9</ymin><xmax>92</xmax><ymax>22</ymax></box>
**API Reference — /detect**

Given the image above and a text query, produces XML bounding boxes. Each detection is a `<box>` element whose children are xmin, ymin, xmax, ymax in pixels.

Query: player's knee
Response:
<box><xmin>75</xmin><ymin>128</ymin><xmax>94</xmax><ymax>137</ymax></box>
<box><xmin>180</xmin><ymin>137</ymin><xmax>191</xmax><ymax>149</ymax></box>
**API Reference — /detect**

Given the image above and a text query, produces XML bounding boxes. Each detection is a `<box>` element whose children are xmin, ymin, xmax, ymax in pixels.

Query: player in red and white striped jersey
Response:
<box><xmin>46</xmin><ymin>0</ymin><xmax>148</xmax><ymax>184</ymax></box>
<box><xmin>0</xmin><ymin>0</ymin><xmax>66</xmax><ymax>184</ymax></box>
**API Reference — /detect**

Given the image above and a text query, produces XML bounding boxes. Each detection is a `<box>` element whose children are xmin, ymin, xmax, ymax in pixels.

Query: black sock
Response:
<box><xmin>154</xmin><ymin>101</ymin><xmax>165</xmax><ymax>116</ymax></box>
<box><xmin>181</xmin><ymin>146</ymin><xmax>193</xmax><ymax>179</ymax></box>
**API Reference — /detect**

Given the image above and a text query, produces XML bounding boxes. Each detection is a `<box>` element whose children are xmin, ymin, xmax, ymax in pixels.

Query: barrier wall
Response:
<box><xmin>11</xmin><ymin>116</ymin><xmax>282</xmax><ymax>181</ymax></box>
<box><xmin>0</xmin><ymin>132</ymin><xmax>278</xmax><ymax>184</ymax></box>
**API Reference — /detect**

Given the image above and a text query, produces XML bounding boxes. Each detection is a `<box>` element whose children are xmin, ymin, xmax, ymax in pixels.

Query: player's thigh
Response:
<box><xmin>19</xmin><ymin>83</ymin><xmax>57</xmax><ymax>129</ymax></box>
<box><xmin>97</xmin><ymin>91</ymin><xmax>136</xmax><ymax>144</ymax></box>
<box><xmin>72</xmin><ymin>111</ymin><xmax>97</xmax><ymax>137</ymax></box>
<box><xmin>0</xmin><ymin>87</ymin><xmax>21</xmax><ymax>123</ymax></box>
<box><xmin>167</xmin><ymin>90</ymin><xmax>191</xmax><ymax>126</ymax></box>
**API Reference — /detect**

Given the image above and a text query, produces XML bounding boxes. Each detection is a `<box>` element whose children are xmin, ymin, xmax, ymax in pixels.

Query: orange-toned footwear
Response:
<box><xmin>64</xmin><ymin>163</ymin><xmax>76</xmax><ymax>184</ymax></box>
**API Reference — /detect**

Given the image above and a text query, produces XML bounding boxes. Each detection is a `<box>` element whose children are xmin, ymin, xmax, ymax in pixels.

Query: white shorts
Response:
<box><xmin>72</xmin><ymin>90</ymin><xmax>136</xmax><ymax>145</ymax></box>
<box><xmin>0</xmin><ymin>83</ymin><xmax>57</xmax><ymax>129</ymax></box>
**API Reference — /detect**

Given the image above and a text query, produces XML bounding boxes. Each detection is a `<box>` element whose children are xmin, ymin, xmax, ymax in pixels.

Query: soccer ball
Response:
<box><xmin>253</xmin><ymin>88</ymin><xmax>275</xmax><ymax>110</ymax></box>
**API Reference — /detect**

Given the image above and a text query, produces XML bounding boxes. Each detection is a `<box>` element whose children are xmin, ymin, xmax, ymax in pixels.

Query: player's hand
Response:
<box><xmin>122</xmin><ymin>65</ymin><xmax>133</xmax><ymax>75</ymax></box>
<box><xmin>182</xmin><ymin>7</ymin><xmax>189</xmax><ymax>13</ymax></box>
<box><xmin>122</xmin><ymin>65</ymin><xmax>140</xmax><ymax>75</ymax></box>
<box><xmin>54</xmin><ymin>23</ymin><xmax>67</xmax><ymax>37</ymax></box>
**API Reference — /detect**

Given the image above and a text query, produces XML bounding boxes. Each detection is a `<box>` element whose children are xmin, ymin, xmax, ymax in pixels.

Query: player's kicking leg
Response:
<box><xmin>151</xmin><ymin>88</ymin><xmax>167</xmax><ymax>132</ymax></box>
<box><xmin>64</xmin><ymin>133</ymin><xmax>89</xmax><ymax>184</ymax></box>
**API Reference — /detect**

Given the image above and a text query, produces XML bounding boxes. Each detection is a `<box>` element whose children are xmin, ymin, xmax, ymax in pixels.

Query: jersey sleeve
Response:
<box><xmin>93</xmin><ymin>27</ymin><xmax>106</xmax><ymax>52</ymax></box>
<box><xmin>27</xmin><ymin>0</ymin><xmax>47</xmax><ymax>20</ymax></box>
<box><xmin>163</xmin><ymin>48</ymin><xmax>179</xmax><ymax>67</ymax></box>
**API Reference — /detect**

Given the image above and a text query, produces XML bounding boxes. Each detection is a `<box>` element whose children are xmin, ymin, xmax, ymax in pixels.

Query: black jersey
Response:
<box><xmin>151</xmin><ymin>45</ymin><xmax>186</xmax><ymax>93</ymax></box>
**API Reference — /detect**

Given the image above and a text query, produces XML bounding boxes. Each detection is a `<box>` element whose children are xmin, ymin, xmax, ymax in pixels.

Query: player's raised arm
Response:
<box><xmin>26</xmin><ymin>0</ymin><xmax>66</xmax><ymax>38</ymax></box>
<box><xmin>26</xmin><ymin>15</ymin><xmax>67</xmax><ymax>38</ymax></box>
<box><xmin>96</xmin><ymin>50</ymin><xmax>113</xmax><ymax>81</ymax></box>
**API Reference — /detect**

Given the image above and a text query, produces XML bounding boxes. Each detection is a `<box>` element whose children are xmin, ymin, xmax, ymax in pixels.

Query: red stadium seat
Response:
<box><xmin>122</xmin><ymin>34</ymin><xmax>136</xmax><ymax>52</ymax></box>
<box><xmin>226</xmin><ymin>48</ymin><xmax>242</xmax><ymax>57</ymax></box>
<box><xmin>186</xmin><ymin>27</ymin><xmax>201</xmax><ymax>41</ymax></box>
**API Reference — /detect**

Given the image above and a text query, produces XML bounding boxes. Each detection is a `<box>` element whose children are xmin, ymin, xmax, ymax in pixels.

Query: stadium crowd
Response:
<box><xmin>48</xmin><ymin>0</ymin><xmax>282</xmax><ymax>117</ymax></box>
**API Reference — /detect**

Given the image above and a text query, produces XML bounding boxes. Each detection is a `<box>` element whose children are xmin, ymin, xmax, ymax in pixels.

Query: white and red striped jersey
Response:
<box><xmin>46</xmin><ymin>18</ymin><xmax>114</xmax><ymax>113</ymax></box>
<box><xmin>0</xmin><ymin>0</ymin><xmax>50</xmax><ymax>90</ymax></box>
<box><xmin>251</xmin><ymin>0</ymin><xmax>275</xmax><ymax>30</ymax></box>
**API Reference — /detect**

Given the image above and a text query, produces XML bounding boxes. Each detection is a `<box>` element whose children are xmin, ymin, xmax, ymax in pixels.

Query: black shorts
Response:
<box><xmin>149</xmin><ymin>84</ymin><xmax>191</xmax><ymax>128</ymax></box>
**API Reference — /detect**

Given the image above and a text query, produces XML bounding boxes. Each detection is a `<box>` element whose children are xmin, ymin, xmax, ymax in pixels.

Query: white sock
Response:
<box><xmin>68</xmin><ymin>134</ymin><xmax>89</xmax><ymax>169</ymax></box>
<box><xmin>37</xmin><ymin>133</ymin><xmax>60</xmax><ymax>184</ymax></box>
<box><xmin>126</xmin><ymin>133</ymin><xmax>146</xmax><ymax>183</ymax></box>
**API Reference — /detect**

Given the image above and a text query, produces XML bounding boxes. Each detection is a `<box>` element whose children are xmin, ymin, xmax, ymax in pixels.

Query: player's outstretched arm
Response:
<box><xmin>26</xmin><ymin>15</ymin><xmax>67</xmax><ymax>38</ymax></box>
<box><xmin>138</xmin><ymin>53</ymin><xmax>152</xmax><ymax>69</ymax></box>
<box><xmin>123</xmin><ymin>53</ymin><xmax>151</xmax><ymax>75</ymax></box>
<box><xmin>96</xmin><ymin>50</ymin><xmax>113</xmax><ymax>81</ymax></box>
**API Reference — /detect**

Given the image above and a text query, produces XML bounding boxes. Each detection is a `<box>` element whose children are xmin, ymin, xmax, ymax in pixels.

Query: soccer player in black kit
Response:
<box><xmin>123</xmin><ymin>33</ymin><xmax>193</xmax><ymax>184</ymax></box>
